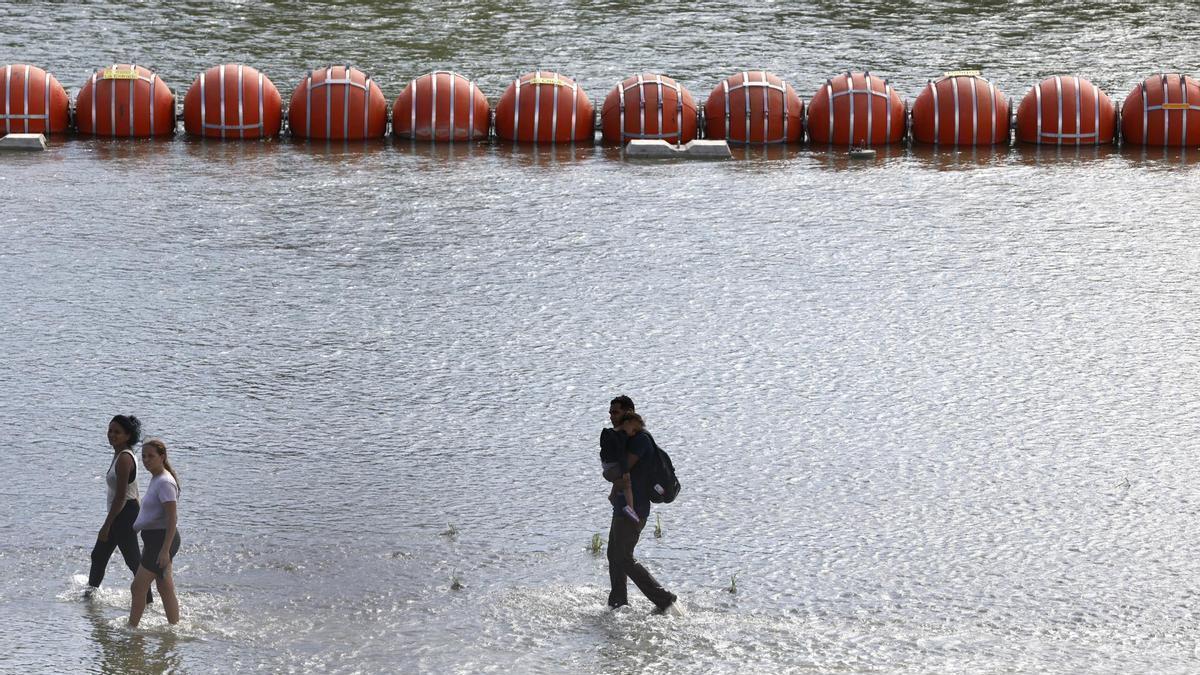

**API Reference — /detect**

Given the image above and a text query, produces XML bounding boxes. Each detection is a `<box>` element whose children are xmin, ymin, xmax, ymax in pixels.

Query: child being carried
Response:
<box><xmin>601</xmin><ymin>413</ymin><xmax>644</xmax><ymax>524</ymax></box>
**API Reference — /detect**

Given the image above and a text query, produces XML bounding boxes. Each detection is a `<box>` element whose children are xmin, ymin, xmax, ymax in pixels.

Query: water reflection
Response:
<box><xmin>491</xmin><ymin>141</ymin><xmax>600</xmax><ymax>166</ymax></box>
<box><xmin>906</xmin><ymin>143</ymin><xmax>1012</xmax><ymax>169</ymax></box>
<box><xmin>85</xmin><ymin>602</ymin><xmax>183</xmax><ymax>675</ymax></box>
<box><xmin>729</xmin><ymin>144</ymin><xmax>807</xmax><ymax>162</ymax></box>
<box><xmin>79</xmin><ymin>138</ymin><xmax>177</xmax><ymax>162</ymax></box>
<box><xmin>1011</xmin><ymin>143</ymin><xmax>1119</xmax><ymax>166</ymax></box>
<box><xmin>1118</xmin><ymin>144</ymin><xmax>1200</xmax><ymax>169</ymax></box>
<box><xmin>391</xmin><ymin>138</ymin><xmax>492</xmax><ymax>163</ymax></box>
<box><xmin>806</xmin><ymin>144</ymin><xmax>905</xmax><ymax>171</ymax></box>
<box><xmin>282</xmin><ymin>137</ymin><xmax>392</xmax><ymax>158</ymax></box>
<box><xmin>180</xmin><ymin>136</ymin><xmax>287</xmax><ymax>164</ymax></box>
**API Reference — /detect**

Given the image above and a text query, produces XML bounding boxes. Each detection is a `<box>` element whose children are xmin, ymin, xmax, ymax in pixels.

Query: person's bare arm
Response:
<box><xmin>158</xmin><ymin>500</ymin><xmax>177</xmax><ymax>571</ymax></box>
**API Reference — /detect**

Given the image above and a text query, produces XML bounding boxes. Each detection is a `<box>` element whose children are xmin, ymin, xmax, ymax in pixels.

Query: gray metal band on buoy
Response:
<box><xmin>551</xmin><ymin>71</ymin><xmax>560</xmax><ymax>142</ymax></box>
<box><xmin>513</xmin><ymin>75</ymin><xmax>521</xmax><ymax>143</ymax></box>
<box><xmin>23</xmin><ymin>64</ymin><xmax>30</xmax><ymax>133</ymax></box>
<box><xmin>468</xmin><ymin>78</ymin><xmax>476</xmax><ymax>140</ymax></box>
<box><xmin>1182</xmin><ymin>75</ymin><xmax>1189</xmax><ymax>143</ymax></box>
<box><xmin>408</xmin><ymin>76</ymin><xmax>417</xmax><ymax>138</ymax></box>
<box><xmin>930</xmin><ymin>80</ymin><xmax>939</xmax><ymax>143</ymax></box>
<box><xmin>571</xmin><ymin>74</ymin><xmax>579</xmax><ymax>142</ymax></box>
<box><xmin>91</xmin><ymin>71</ymin><xmax>98</xmax><ymax>135</ymax></box>
<box><xmin>447</xmin><ymin>72</ymin><xmax>454</xmax><ymax>139</ymax></box>
<box><xmin>532</xmin><ymin>70</ymin><xmax>543</xmax><ymax>143</ymax></box>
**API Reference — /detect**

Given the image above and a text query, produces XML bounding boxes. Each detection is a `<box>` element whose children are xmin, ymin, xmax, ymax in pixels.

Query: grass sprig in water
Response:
<box><xmin>728</xmin><ymin>573</ymin><xmax>739</xmax><ymax>594</ymax></box>
<box><xmin>589</xmin><ymin>533</ymin><xmax>605</xmax><ymax>554</ymax></box>
<box><xmin>654</xmin><ymin>513</ymin><xmax>663</xmax><ymax>538</ymax></box>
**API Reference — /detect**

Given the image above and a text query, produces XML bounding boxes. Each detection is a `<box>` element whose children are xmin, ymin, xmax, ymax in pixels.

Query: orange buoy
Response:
<box><xmin>288</xmin><ymin>66</ymin><xmax>387</xmax><ymax>140</ymax></box>
<box><xmin>703</xmin><ymin>71</ymin><xmax>802</xmax><ymax>144</ymax></box>
<box><xmin>1016</xmin><ymin>76</ymin><xmax>1116</xmax><ymax>145</ymax></box>
<box><xmin>393</xmin><ymin>71</ymin><xmax>489</xmax><ymax>141</ymax></box>
<box><xmin>1120</xmin><ymin>74</ymin><xmax>1200</xmax><ymax>147</ymax></box>
<box><xmin>1</xmin><ymin>64</ymin><xmax>69</xmax><ymax>135</ymax></box>
<box><xmin>601</xmin><ymin>74</ymin><xmax>698</xmax><ymax>144</ymax></box>
<box><xmin>76</xmin><ymin>64</ymin><xmax>176</xmax><ymax>137</ymax></box>
<box><xmin>911</xmin><ymin>72</ymin><xmax>1009</xmax><ymax>145</ymax></box>
<box><xmin>807</xmin><ymin>71</ymin><xmax>905</xmax><ymax>146</ymax></box>
<box><xmin>182</xmin><ymin>64</ymin><xmax>282</xmax><ymax>139</ymax></box>
<box><xmin>493</xmin><ymin>71</ymin><xmax>593</xmax><ymax>143</ymax></box>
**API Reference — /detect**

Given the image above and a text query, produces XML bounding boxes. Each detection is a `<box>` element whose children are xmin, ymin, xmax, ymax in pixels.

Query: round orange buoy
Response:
<box><xmin>393</xmin><ymin>71</ymin><xmax>489</xmax><ymax>141</ymax></box>
<box><xmin>911</xmin><ymin>73</ymin><xmax>1009</xmax><ymax>145</ymax></box>
<box><xmin>1</xmin><ymin>64</ymin><xmax>69</xmax><ymax>135</ymax></box>
<box><xmin>288</xmin><ymin>66</ymin><xmax>387</xmax><ymax>140</ymax></box>
<box><xmin>1016</xmin><ymin>76</ymin><xmax>1116</xmax><ymax>145</ymax></box>
<box><xmin>1120</xmin><ymin>74</ymin><xmax>1200</xmax><ymax>147</ymax></box>
<box><xmin>703</xmin><ymin>71</ymin><xmax>802</xmax><ymax>144</ymax></box>
<box><xmin>807</xmin><ymin>71</ymin><xmax>905</xmax><ymax>146</ymax></box>
<box><xmin>183</xmin><ymin>64</ymin><xmax>282</xmax><ymax>139</ymax></box>
<box><xmin>76</xmin><ymin>64</ymin><xmax>176</xmax><ymax>137</ymax></box>
<box><xmin>601</xmin><ymin>74</ymin><xmax>698</xmax><ymax>144</ymax></box>
<box><xmin>493</xmin><ymin>71</ymin><xmax>593</xmax><ymax>143</ymax></box>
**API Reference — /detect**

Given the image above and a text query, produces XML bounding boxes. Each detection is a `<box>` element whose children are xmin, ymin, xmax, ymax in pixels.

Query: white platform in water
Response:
<box><xmin>0</xmin><ymin>133</ymin><xmax>47</xmax><ymax>152</ymax></box>
<box><xmin>625</xmin><ymin>139</ymin><xmax>730</xmax><ymax>160</ymax></box>
<box><xmin>682</xmin><ymin>140</ymin><xmax>732</xmax><ymax>159</ymax></box>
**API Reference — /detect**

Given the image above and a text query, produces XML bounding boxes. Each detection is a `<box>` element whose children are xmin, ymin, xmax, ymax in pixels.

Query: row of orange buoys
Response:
<box><xmin>5</xmin><ymin>63</ymin><xmax>1200</xmax><ymax>147</ymax></box>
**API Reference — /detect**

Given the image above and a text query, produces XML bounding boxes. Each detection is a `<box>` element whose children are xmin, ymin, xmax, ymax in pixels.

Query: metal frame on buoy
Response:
<box><xmin>196</xmin><ymin>65</ymin><xmax>269</xmax><ymax>139</ymax></box>
<box><xmin>718</xmin><ymin>71</ymin><xmax>792</xmax><ymax>144</ymax></box>
<box><xmin>616</xmin><ymin>74</ymin><xmax>687</xmax><ymax>144</ymax></box>
<box><xmin>0</xmin><ymin>64</ymin><xmax>60</xmax><ymax>135</ymax></box>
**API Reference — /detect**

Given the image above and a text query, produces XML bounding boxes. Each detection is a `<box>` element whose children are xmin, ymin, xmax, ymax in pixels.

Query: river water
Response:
<box><xmin>4</xmin><ymin>1</ymin><xmax>1200</xmax><ymax>673</ymax></box>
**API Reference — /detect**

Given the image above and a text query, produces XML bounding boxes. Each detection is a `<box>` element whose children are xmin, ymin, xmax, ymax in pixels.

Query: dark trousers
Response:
<box><xmin>606</xmin><ymin>515</ymin><xmax>674</xmax><ymax>609</ymax></box>
<box><xmin>88</xmin><ymin>499</ymin><xmax>152</xmax><ymax>604</ymax></box>
<box><xmin>88</xmin><ymin>499</ymin><xmax>141</xmax><ymax>587</ymax></box>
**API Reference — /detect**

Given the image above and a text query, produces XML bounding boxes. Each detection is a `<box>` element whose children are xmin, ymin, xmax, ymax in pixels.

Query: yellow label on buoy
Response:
<box><xmin>526</xmin><ymin>76</ymin><xmax>565</xmax><ymax>87</ymax></box>
<box><xmin>943</xmin><ymin>69</ymin><xmax>982</xmax><ymax>78</ymax></box>
<box><xmin>1162</xmin><ymin>103</ymin><xmax>1191</xmax><ymax>110</ymax></box>
<box><xmin>101</xmin><ymin>68</ymin><xmax>138</xmax><ymax>80</ymax></box>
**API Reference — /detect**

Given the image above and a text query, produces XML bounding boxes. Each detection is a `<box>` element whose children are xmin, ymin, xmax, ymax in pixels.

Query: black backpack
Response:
<box><xmin>644</xmin><ymin>433</ymin><xmax>680</xmax><ymax>504</ymax></box>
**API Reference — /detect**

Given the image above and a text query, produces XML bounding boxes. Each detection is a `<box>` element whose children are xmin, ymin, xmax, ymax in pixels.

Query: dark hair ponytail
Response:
<box><xmin>111</xmin><ymin>415</ymin><xmax>142</xmax><ymax>449</ymax></box>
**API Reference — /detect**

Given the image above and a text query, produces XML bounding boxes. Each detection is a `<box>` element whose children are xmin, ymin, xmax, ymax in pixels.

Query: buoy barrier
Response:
<box><xmin>1015</xmin><ymin>76</ymin><xmax>1116</xmax><ymax>145</ymax></box>
<box><xmin>393</xmin><ymin>71</ymin><xmax>489</xmax><ymax>141</ymax></box>
<box><xmin>75</xmin><ymin>64</ymin><xmax>176</xmax><ymax>137</ymax></box>
<box><xmin>288</xmin><ymin>66</ymin><xmax>387</xmax><ymax>140</ymax></box>
<box><xmin>17</xmin><ymin>62</ymin><xmax>1200</xmax><ymax>153</ymax></box>
<box><xmin>1121</xmin><ymin>74</ymin><xmax>1200</xmax><ymax>147</ymax></box>
<box><xmin>493</xmin><ymin>71</ymin><xmax>593</xmax><ymax>143</ymax></box>
<box><xmin>602</xmin><ymin>74</ymin><xmax>698</xmax><ymax>145</ymax></box>
<box><xmin>911</xmin><ymin>72</ymin><xmax>1009</xmax><ymax>145</ymax></box>
<box><xmin>703</xmin><ymin>71</ymin><xmax>802</xmax><ymax>144</ymax></box>
<box><xmin>807</xmin><ymin>71</ymin><xmax>905</xmax><ymax>146</ymax></box>
<box><xmin>1</xmin><ymin>64</ymin><xmax>70</xmax><ymax>135</ymax></box>
<box><xmin>183</xmin><ymin>64</ymin><xmax>282</xmax><ymax>139</ymax></box>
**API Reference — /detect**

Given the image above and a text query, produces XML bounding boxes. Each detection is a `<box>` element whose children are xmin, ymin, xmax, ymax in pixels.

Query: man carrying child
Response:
<box><xmin>600</xmin><ymin>395</ymin><xmax>677</xmax><ymax>612</ymax></box>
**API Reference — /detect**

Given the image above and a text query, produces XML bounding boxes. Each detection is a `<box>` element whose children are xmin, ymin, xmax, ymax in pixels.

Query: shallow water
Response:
<box><xmin>4</xmin><ymin>2</ymin><xmax>1200</xmax><ymax>673</ymax></box>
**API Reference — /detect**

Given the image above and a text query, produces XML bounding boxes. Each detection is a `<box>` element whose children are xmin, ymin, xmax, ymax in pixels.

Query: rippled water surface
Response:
<box><xmin>4</xmin><ymin>2</ymin><xmax>1200</xmax><ymax>673</ymax></box>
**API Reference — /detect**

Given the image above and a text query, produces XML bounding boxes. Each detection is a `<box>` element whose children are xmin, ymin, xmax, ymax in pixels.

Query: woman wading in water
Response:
<box><xmin>87</xmin><ymin>415</ymin><xmax>151</xmax><ymax>605</ymax></box>
<box><xmin>129</xmin><ymin>439</ymin><xmax>182</xmax><ymax>627</ymax></box>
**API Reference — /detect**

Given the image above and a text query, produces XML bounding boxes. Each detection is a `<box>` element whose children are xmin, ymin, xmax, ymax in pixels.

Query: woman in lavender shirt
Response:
<box><xmin>128</xmin><ymin>439</ymin><xmax>182</xmax><ymax>627</ymax></box>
